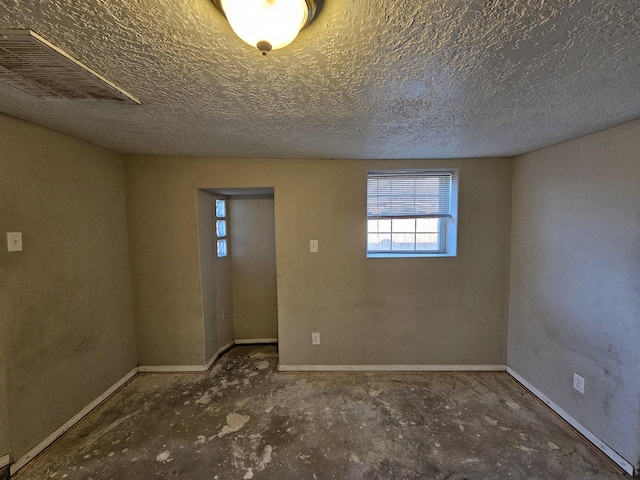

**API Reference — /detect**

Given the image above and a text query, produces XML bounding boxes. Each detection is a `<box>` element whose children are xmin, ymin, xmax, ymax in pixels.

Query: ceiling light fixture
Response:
<box><xmin>212</xmin><ymin>0</ymin><xmax>320</xmax><ymax>55</ymax></box>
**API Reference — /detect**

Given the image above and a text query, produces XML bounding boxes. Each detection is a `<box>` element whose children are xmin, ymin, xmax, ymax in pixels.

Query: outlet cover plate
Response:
<box><xmin>573</xmin><ymin>373</ymin><xmax>585</xmax><ymax>394</ymax></box>
<box><xmin>312</xmin><ymin>332</ymin><xmax>320</xmax><ymax>345</ymax></box>
<box><xmin>7</xmin><ymin>232</ymin><xmax>22</xmax><ymax>251</ymax></box>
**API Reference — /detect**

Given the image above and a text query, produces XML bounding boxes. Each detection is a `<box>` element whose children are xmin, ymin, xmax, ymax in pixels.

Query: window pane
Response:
<box><xmin>216</xmin><ymin>220</ymin><xmax>226</xmax><ymax>237</ymax></box>
<box><xmin>367</xmin><ymin>219</ymin><xmax>392</xmax><ymax>234</ymax></box>
<box><xmin>378</xmin><ymin>219</ymin><xmax>391</xmax><ymax>233</ymax></box>
<box><xmin>416</xmin><ymin>233</ymin><xmax>440</xmax><ymax>251</ymax></box>
<box><xmin>416</xmin><ymin>218</ymin><xmax>439</xmax><ymax>232</ymax></box>
<box><xmin>392</xmin><ymin>218</ymin><xmax>416</xmax><ymax>233</ymax></box>
<box><xmin>215</xmin><ymin>199</ymin><xmax>226</xmax><ymax>218</ymax></box>
<box><xmin>368</xmin><ymin>234</ymin><xmax>390</xmax><ymax>251</ymax></box>
<box><xmin>391</xmin><ymin>233</ymin><xmax>415</xmax><ymax>251</ymax></box>
<box><xmin>217</xmin><ymin>239</ymin><xmax>227</xmax><ymax>257</ymax></box>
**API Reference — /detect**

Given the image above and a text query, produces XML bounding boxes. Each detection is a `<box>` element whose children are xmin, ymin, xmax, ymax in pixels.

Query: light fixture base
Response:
<box><xmin>256</xmin><ymin>41</ymin><xmax>272</xmax><ymax>56</ymax></box>
<box><xmin>212</xmin><ymin>0</ymin><xmax>322</xmax><ymax>53</ymax></box>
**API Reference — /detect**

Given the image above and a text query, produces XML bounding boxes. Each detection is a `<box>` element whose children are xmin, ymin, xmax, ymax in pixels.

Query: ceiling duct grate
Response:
<box><xmin>0</xmin><ymin>29</ymin><xmax>140</xmax><ymax>104</ymax></box>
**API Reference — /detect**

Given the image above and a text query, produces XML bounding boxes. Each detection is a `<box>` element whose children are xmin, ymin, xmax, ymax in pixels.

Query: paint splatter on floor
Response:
<box><xmin>218</xmin><ymin>413</ymin><xmax>250</xmax><ymax>437</ymax></box>
<box><xmin>155</xmin><ymin>450</ymin><xmax>172</xmax><ymax>463</ymax></box>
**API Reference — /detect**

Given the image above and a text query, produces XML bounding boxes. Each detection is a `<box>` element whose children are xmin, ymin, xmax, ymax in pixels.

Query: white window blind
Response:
<box><xmin>367</xmin><ymin>171</ymin><xmax>453</xmax><ymax>219</ymax></box>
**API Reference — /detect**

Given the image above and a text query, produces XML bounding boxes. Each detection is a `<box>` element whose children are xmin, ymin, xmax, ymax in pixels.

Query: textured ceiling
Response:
<box><xmin>0</xmin><ymin>0</ymin><xmax>639</xmax><ymax>159</ymax></box>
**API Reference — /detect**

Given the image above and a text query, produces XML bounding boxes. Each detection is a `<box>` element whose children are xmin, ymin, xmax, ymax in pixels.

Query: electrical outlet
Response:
<box><xmin>7</xmin><ymin>232</ymin><xmax>22</xmax><ymax>252</ymax></box>
<box><xmin>573</xmin><ymin>373</ymin><xmax>585</xmax><ymax>394</ymax></box>
<box><xmin>222</xmin><ymin>309</ymin><xmax>228</xmax><ymax>320</ymax></box>
<box><xmin>312</xmin><ymin>332</ymin><xmax>320</xmax><ymax>345</ymax></box>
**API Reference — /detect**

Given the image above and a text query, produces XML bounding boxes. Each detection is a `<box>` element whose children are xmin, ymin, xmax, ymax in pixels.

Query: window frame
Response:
<box><xmin>366</xmin><ymin>169</ymin><xmax>458</xmax><ymax>258</ymax></box>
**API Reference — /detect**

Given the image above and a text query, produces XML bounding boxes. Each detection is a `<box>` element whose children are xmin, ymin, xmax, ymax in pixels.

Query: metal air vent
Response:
<box><xmin>0</xmin><ymin>29</ymin><xmax>140</xmax><ymax>104</ymax></box>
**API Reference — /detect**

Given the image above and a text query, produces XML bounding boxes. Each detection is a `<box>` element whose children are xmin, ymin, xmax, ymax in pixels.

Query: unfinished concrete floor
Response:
<box><xmin>14</xmin><ymin>346</ymin><xmax>625</xmax><ymax>479</ymax></box>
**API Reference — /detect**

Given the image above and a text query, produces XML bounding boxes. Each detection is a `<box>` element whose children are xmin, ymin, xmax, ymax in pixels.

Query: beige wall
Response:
<box><xmin>125</xmin><ymin>161</ymin><xmax>204</xmax><ymax>366</ymax></box>
<box><xmin>124</xmin><ymin>156</ymin><xmax>512</xmax><ymax>367</ymax></box>
<box><xmin>196</xmin><ymin>190</ymin><xmax>218</xmax><ymax>360</ymax></box>
<box><xmin>0</xmin><ymin>114</ymin><xmax>137</xmax><ymax>460</ymax></box>
<box><xmin>211</xmin><ymin>195</ymin><xmax>234</xmax><ymax>353</ymax></box>
<box><xmin>508</xmin><ymin>119</ymin><xmax>640</xmax><ymax>469</ymax></box>
<box><xmin>197</xmin><ymin>191</ymin><xmax>235</xmax><ymax>362</ymax></box>
<box><xmin>230</xmin><ymin>195</ymin><xmax>278</xmax><ymax>340</ymax></box>
<box><xmin>0</xmin><ymin>305</ymin><xmax>8</xmax><ymax>459</ymax></box>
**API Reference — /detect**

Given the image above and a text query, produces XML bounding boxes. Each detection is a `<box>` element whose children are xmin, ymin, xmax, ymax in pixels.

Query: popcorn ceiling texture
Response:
<box><xmin>0</xmin><ymin>0</ymin><xmax>639</xmax><ymax>158</ymax></box>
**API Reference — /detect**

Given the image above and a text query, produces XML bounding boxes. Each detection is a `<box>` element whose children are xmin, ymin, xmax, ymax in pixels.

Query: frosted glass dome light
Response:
<box><xmin>214</xmin><ymin>0</ymin><xmax>320</xmax><ymax>55</ymax></box>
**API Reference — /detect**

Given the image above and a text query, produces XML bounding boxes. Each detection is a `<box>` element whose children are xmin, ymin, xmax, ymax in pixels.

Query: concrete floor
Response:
<box><xmin>14</xmin><ymin>346</ymin><xmax>626</xmax><ymax>479</ymax></box>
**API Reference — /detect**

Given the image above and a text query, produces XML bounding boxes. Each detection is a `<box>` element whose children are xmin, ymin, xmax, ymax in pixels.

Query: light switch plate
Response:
<box><xmin>573</xmin><ymin>373</ymin><xmax>585</xmax><ymax>394</ymax></box>
<box><xmin>310</xmin><ymin>240</ymin><xmax>318</xmax><ymax>252</ymax></box>
<box><xmin>7</xmin><ymin>232</ymin><xmax>22</xmax><ymax>252</ymax></box>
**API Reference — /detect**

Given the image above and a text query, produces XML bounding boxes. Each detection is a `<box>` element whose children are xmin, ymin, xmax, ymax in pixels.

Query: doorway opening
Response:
<box><xmin>196</xmin><ymin>187</ymin><xmax>278</xmax><ymax>363</ymax></box>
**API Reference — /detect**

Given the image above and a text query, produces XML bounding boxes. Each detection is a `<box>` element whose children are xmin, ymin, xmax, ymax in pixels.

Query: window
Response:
<box><xmin>215</xmin><ymin>198</ymin><xmax>228</xmax><ymax>257</ymax></box>
<box><xmin>367</xmin><ymin>169</ymin><xmax>458</xmax><ymax>257</ymax></box>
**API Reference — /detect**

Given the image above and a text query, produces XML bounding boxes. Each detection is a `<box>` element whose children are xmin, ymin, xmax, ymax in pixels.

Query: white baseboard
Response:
<box><xmin>278</xmin><ymin>364</ymin><xmax>506</xmax><ymax>372</ymax></box>
<box><xmin>138</xmin><ymin>338</ymin><xmax>276</xmax><ymax>372</ymax></box>
<box><xmin>234</xmin><ymin>338</ymin><xmax>278</xmax><ymax>345</ymax></box>
<box><xmin>11</xmin><ymin>357</ymin><xmax>633</xmax><ymax>477</ymax></box>
<box><xmin>206</xmin><ymin>340</ymin><xmax>235</xmax><ymax>369</ymax></box>
<box><xmin>8</xmin><ymin>340</ymin><xmax>271</xmax><ymax>474</ymax></box>
<box><xmin>138</xmin><ymin>340</ymin><xmax>236</xmax><ymax>373</ymax></box>
<box><xmin>10</xmin><ymin>367</ymin><xmax>138</xmax><ymax>475</ymax></box>
<box><xmin>137</xmin><ymin>364</ymin><xmax>210</xmax><ymax>372</ymax></box>
<box><xmin>506</xmin><ymin>367</ymin><xmax>634</xmax><ymax>476</ymax></box>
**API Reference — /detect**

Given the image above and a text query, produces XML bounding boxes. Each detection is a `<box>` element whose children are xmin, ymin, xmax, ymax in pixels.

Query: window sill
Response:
<box><xmin>366</xmin><ymin>252</ymin><xmax>456</xmax><ymax>258</ymax></box>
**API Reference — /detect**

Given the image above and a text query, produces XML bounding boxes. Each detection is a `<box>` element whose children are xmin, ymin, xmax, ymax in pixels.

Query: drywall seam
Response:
<box><xmin>506</xmin><ymin>367</ymin><xmax>634</xmax><ymax>476</ymax></box>
<box><xmin>10</xmin><ymin>367</ymin><xmax>138</xmax><ymax>475</ymax></box>
<box><xmin>138</xmin><ymin>340</ymin><xmax>234</xmax><ymax>373</ymax></box>
<box><xmin>278</xmin><ymin>364</ymin><xmax>507</xmax><ymax>372</ymax></box>
<box><xmin>234</xmin><ymin>338</ymin><xmax>278</xmax><ymax>345</ymax></box>
<box><xmin>0</xmin><ymin>454</ymin><xmax>9</xmax><ymax>468</ymax></box>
